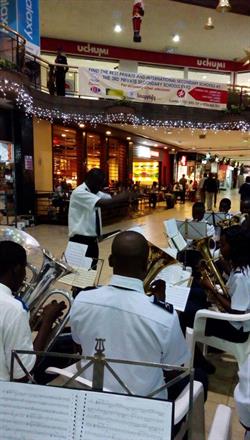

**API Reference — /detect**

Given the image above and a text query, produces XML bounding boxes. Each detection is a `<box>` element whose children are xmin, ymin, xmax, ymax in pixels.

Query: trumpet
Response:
<box><xmin>217</xmin><ymin>213</ymin><xmax>248</xmax><ymax>230</ymax></box>
<box><xmin>194</xmin><ymin>236</ymin><xmax>230</xmax><ymax>311</ymax></box>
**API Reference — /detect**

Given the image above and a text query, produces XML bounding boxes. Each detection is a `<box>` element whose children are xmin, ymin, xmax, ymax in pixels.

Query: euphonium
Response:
<box><xmin>143</xmin><ymin>243</ymin><xmax>178</xmax><ymax>293</ymax></box>
<box><xmin>194</xmin><ymin>236</ymin><xmax>230</xmax><ymax>311</ymax></box>
<box><xmin>217</xmin><ymin>213</ymin><xmax>248</xmax><ymax>230</ymax></box>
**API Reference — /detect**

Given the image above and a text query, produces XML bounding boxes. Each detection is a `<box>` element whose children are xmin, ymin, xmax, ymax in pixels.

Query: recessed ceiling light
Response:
<box><xmin>167</xmin><ymin>131</ymin><xmax>172</xmax><ymax>135</ymax></box>
<box><xmin>164</xmin><ymin>146</ymin><xmax>168</xmax><ymax>150</ymax></box>
<box><xmin>126</xmin><ymin>136</ymin><xmax>131</xmax><ymax>140</ymax></box>
<box><xmin>171</xmin><ymin>148</ymin><xmax>175</xmax><ymax>151</ymax></box>
<box><xmin>65</xmin><ymin>129</ymin><xmax>69</xmax><ymax>132</ymax></box>
<box><xmin>172</xmin><ymin>34</ymin><xmax>180</xmax><ymax>43</ymax></box>
<box><xmin>154</xmin><ymin>144</ymin><xmax>158</xmax><ymax>147</ymax></box>
<box><xmin>61</xmin><ymin>134</ymin><xmax>66</xmax><ymax>137</ymax></box>
<box><xmin>79</xmin><ymin>123</ymin><xmax>85</xmax><ymax>128</ymax></box>
<box><xmin>114</xmin><ymin>24</ymin><xmax>122</xmax><ymax>33</ymax></box>
<box><xmin>106</xmin><ymin>131</ymin><xmax>112</xmax><ymax>135</ymax></box>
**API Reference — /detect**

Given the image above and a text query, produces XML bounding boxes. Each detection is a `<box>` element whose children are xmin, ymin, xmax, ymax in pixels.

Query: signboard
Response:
<box><xmin>79</xmin><ymin>67</ymin><xmax>228</xmax><ymax>110</ymax></box>
<box><xmin>0</xmin><ymin>0</ymin><xmax>40</xmax><ymax>55</ymax></box>
<box><xmin>41</xmin><ymin>37</ymin><xmax>241</xmax><ymax>72</ymax></box>
<box><xmin>17</xmin><ymin>0</ymin><xmax>40</xmax><ymax>55</ymax></box>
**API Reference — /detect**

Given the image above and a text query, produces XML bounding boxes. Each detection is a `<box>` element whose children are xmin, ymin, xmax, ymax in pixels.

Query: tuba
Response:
<box><xmin>194</xmin><ymin>236</ymin><xmax>230</xmax><ymax>311</ymax></box>
<box><xmin>0</xmin><ymin>227</ymin><xmax>74</xmax><ymax>350</ymax></box>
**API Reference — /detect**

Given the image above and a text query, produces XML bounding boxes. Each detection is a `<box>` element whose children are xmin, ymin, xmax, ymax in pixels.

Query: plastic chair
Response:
<box><xmin>189</xmin><ymin>309</ymin><xmax>250</xmax><ymax>367</ymax></box>
<box><xmin>208</xmin><ymin>404</ymin><xmax>232</xmax><ymax>440</ymax></box>
<box><xmin>46</xmin><ymin>364</ymin><xmax>205</xmax><ymax>439</ymax></box>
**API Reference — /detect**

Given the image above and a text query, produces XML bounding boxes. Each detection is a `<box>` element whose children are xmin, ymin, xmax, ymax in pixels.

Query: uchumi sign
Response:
<box><xmin>196</xmin><ymin>58</ymin><xmax>226</xmax><ymax>71</ymax></box>
<box><xmin>77</xmin><ymin>43</ymin><xmax>109</xmax><ymax>57</ymax></box>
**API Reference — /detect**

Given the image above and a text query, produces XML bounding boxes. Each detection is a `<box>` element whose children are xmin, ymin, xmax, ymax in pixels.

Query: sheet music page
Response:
<box><xmin>165</xmin><ymin>284</ymin><xmax>190</xmax><ymax>312</ymax></box>
<box><xmin>0</xmin><ymin>383</ymin><xmax>173</xmax><ymax>440</ymax></box>
<box><xmin>77</xmin><ymin>391</ymin><xmax>173</xmax><ymax>440</ymax></box>
<box><xmin>160</xmin><ymin>247</ymin><xmax>178</xmax><ymax>259</ymax></box>
<box><xmin>60</xmin><ymin>266</ymin><xmax>97</xmax><ymax>288</ymax></box>
<box><xmin>0</xmin><ymin>382</ymin><xmax>78</xmax><ymax>440</ymax></box>
<box><xmin>172</xmin><ymin>232</ymin><xmax>187</xmax><ymax>251</ymax></box>
<box><xmin>65</xmin><ymin>241</ymin><xmax>92</xmax><ymax>269</ymax></box>
<box><xmin>163</xmin><ymin>219</ymin><xmax>178</xmax><ymax>238</ymax></box>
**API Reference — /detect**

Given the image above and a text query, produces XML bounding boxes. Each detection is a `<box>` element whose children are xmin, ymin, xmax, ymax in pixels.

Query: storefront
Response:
<box><xmin>0</xmin><ymin>142</ymin><xmax>15</xmax><ymax>217</ymax></box>
<box><xmin>52</xmin><ymin>124</ymin><xmax>128</xmax><ymax>190</ymax></box>
<box><xmin>176</xmin><ymin>153</ymin><xmax>203</xmax><ymax>184</ymax></box>
<box><xmin>132</xmin><ymin>145</ymin><xmax>170</xmax><ymax>187</ymax></box>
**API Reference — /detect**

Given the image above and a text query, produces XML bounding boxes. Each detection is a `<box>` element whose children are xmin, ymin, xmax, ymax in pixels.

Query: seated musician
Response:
<box><xmin>219</xmin><ymin>198</ymin><xmax>232</xmax><ymax>216</ymax></box>
<box><xmin>70</xmin><ymin>231</ymin><xmax>189</xmax><ymax>399</ymax></box>
<box><xmin>191</xmin><ymin>202</ymin><xmax>215</xmax><ymax>240</ymax></box>
<box><xmin>0</xmin><ymin>241</ymin><xmax>66</xmax><ymax>381</ymax></box>
<box><xmin>201</xmin><ymin>225</ymin><xmax>250</xmax><ymax>343</ymax></box>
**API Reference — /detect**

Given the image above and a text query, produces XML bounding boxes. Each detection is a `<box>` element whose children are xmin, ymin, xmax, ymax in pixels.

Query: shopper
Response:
<box><xmin>179</xmin><ymin>174</ymin><xmax>187</xmax><ymax>203</ymax></box>
<box><xmin>198</xmin><ymin>173</ymin><xmax>207</xmax><ymax>204</ymax></box>
<box><xmin>54</xmin><ymin>49</ymin><xmax>68</xmax><ymax>96</ymax></box>
<box><xmin>203</xmin><ymin>173</ymin><xmax>217</xmax><ymax>211</ymax></box>
<box><xmin>239</xmin><ymin>176</ymin><xmax>250</xmax><ymax>203</ymax></box>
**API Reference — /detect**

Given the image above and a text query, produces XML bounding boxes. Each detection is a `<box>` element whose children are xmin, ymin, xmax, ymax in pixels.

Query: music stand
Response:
<box><xmin>176</xmin><ymin>220</ymin><xmax>207</xmax><ymax>240</ymax></box>
<box><xmin>10</xmin><ymin>341</ymin><xmax>195</xmax><ymax>440</ymax></box>
<box><xmin>204</xmin><ymin>212</ymin><xmax>227</xmax><ymax>227</ymax></box>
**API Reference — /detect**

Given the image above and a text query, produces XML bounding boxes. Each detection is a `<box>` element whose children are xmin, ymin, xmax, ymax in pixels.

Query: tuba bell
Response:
<box><xmin>193</xmin><ymin>236</ymin><xmax>230</xmax><ymax>311</ymax></box>
<box><xmin>143</xmin><ymin>243</ymin><xmax>178</xmax><ymax>293</ymax></box>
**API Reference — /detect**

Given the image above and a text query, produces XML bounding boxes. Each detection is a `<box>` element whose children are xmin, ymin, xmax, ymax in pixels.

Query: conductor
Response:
<box><xmin>68</xmin><ymin>168</ymin><xmax>132</xmax><ymax>260</ymax></box>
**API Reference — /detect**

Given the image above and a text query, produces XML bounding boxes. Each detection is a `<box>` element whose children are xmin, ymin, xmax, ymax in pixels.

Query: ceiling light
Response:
<box><xmin>167</xmin><ymin>131</ymin><xmax>172</xmax><ymax>135</ymax></box>
<box><xmin>143</xmin><ymin>141</ymin><xmax>148</xmax><ymax>145</ymax></box>
<box><xmin>61</xmin><ymin>134</ymin><xmax>66</xmax><ymax>137</ymax></box>
<box><xmin>126</xmin><ymin>136</ymin><xmax>131</xmax><ymax>140</ymax></box>
<box><xmin>202</xmin><ymin>75</ymin><xmax>207</xmax><ymax>80</ymax></box>
<box><xmin>216</xmin><ymin>0</ymin><xmax>231</xmax><ymax>13</ymax></box>
<box><xmin>204</xmin><ymin>17</ymin><xmax>214</xmax><ymax>30</ymax></box>
<box><xmin>106</xmin><ymin>131</ymin><xmax>111</xmax><ymax>135</ymax></box>
<box><xmin>172</xmin><ymin>34</ymin><xmax>180</xmax><ymax>43</ymax></box>
<box><xmin>154</xmin><ymin>144</ymin><xmax>158</xmax><ymax>147</ymax></box>
<box><xmin>65</xmin><ymin>129</ymin><xmax>69</xmax><ymax>132</ymax></box>
<box><xmin>164</xmin><ymin>146</ymin><xmax>168</xmax><ymax>150</ymax></box>
<box><xmin>171</xmin><ymin>148</ymin><xmax>175</xmax><ymax>151</ymax></box>
<box><xmin>114</xmin><ymin>24</ymin><xmax>122</xmax><ymax>33</ymax></box>
<box><xmin>79</xmin><ymin>123</ymin><xmax>85</xmax><ymax>128</ymax></box>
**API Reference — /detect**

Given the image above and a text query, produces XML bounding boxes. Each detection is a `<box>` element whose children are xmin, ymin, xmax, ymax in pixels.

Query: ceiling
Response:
<box><xmin>111</xmin><ymin>124</ymin><xmax>250</xmax><ymax>162</ymax></box>
<box><xmin>40</xmin><ymin>0</ymin><xmax>250</xmax><ymax>60</ymax></box>
<box><xmin>173</xmin><ymin>0</ymin><xmax>250</xmax><ymax>16</ymax></box>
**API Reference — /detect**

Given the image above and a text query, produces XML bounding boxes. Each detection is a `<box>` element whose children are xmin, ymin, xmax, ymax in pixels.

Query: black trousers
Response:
<box><xmin>205</xmin><ymin>318</ymin><xmax>249</xmax><ymax>343</ymax></box>
<box><xmin>55</xmin><ymin>72</ymin><xmax>66</xmax><ymax>96</ymax></box>
<box><xmin>69</xmin><ymin>235</ymin><xmax>99</xmax><ymax>260</ymax></box>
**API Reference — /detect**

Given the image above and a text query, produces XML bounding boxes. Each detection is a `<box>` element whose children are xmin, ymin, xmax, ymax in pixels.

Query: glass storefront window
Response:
<box><xmin>236</xmin><ymin>72</ymin><xmax>250</xmax><ymax>87</ymax></box>
<box><xmin>188</xmin><ymin>69</ymin><xmax>231</xmax><ymax>84</ymax></box>
<box><xmin>53</xmin><ymin>126</ymin><xmax>78</xmax><ymax>189</ymax></box>
<box><xmin>87</xmin><ymin>133</ymin><xmax>101</xmax><ymax>170</ymax></box>
<box><xmin>133</xmin><ymin>161</ymin><xmax>159</xmax><ymax>186</ymax></box>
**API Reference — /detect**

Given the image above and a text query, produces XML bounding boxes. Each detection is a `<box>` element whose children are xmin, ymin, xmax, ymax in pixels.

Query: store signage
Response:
<box><xmin>137</xmin><ymin>146</ymin><xmax>159</xmax><ymax>158</ymax></box>
<box><xmin>79</xmin><ymin>67</ymin><xmax>228</xmax><ymax>110</ymax></box>
<box><xmin>41</xmin><ymin>37</ymin><xmax>242</xmax><ymax>72</ymax></box>
<box><xmin>0</xmin><ymin>0</ymin><xmax>40</xmax><ymax>54</ymax></box>
<box><xmin>180</xmin><ymin>155</ymin><xmax>187</xmax><ymax>166</ymax></box>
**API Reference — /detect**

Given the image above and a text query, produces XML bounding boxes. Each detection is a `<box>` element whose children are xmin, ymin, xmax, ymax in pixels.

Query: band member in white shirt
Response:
<box><xmin>68</xmin><ymin>168</ymin><xmax>131</xmax><ymax>260</ymax></box>
<box><xmin>191</xmin><ymin>202</ymin><xmax>215</xmax><ymax>240</ymax></box>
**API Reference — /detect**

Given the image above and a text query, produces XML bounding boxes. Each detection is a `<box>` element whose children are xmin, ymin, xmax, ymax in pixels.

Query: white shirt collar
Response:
<box><xmin>0</xmin><ymin>282</ymin><xmax>12</xmax><ymax>297</ymax></box>
<box><xmin>109</xmin><ymin>274</ymin><xmax>144</xmax><ymax>294</ymax></box>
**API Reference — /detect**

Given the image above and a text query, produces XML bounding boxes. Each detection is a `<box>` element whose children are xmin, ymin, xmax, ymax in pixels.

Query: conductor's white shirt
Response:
<box><xmin>70</xmin><ymin>275</ymin><xmax>189</xmax><ymax>398</ymax></box>
<box><xmin>227</xmin><ymin>266</ymin><xmax>250</xmax><ymax>331</ymax></box>
<box><xmin>0</xmin><ymin>283</ymin><xmax>35</xmax><ymax>381</ymax></box>
<box><xmin>68</xmin><ymin>183</ymin><xmax>111</xmax><ymax>238</ymax></box>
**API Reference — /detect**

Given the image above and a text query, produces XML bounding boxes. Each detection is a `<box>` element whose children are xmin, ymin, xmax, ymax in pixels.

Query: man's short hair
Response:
<box><xmin>0</xmin><ymin>241</ymin><xmax>27</xmax><ymax>276</ymax></box>
<box><xmin>246</xmin><ymin>176</ymin><xmax>250</xmax><ymax>183</ymax></box>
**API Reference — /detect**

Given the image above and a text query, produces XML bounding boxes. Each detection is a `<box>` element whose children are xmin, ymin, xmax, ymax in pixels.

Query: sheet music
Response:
<box><xmin>60</xmin><ymin>266</ymin><xmax>97</xmax><ymax>288</ymax></box>
<box><xmin>155</xmin><ymin>264</ymin><xmax>191</xmax><ymax>287</ymax></box>
<box><xmin>176</xmin><ymin>220</ymin><xmax>207</xmax><ymax>240</ymax></box>
<box><xmin>160</xmin><ymin>247</ymin><xmax>178</xmax><ymax>259</ymax></box>
<box><xmin>0</xmin><ymin>382</ymin><xmax>173</xmax><ymax>440</ymax></box>
<box><xmin>65</xmin><ymin>241</ymin><xmax>92</xmax><ymax>269</ymax></box>
<box><xmin>164</xmin><ymin>219</ymin><xmax>187</xmax><ymax>251</ymax></box>
<box><xmin>165</xmin><ymin>284</ymin><xmax>190</xmax><ymax>312</ymax></box>
<box><xmin>164</xmin><ymin>219</ymin><xmax>178</xmax><ymax>238</ymax></box>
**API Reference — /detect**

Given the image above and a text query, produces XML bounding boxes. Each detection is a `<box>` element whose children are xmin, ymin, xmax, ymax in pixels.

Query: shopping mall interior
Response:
<box><xmin>0</xmin><ymin>1</ymin><xmax>250</xmax><ymax>439</ymax></box>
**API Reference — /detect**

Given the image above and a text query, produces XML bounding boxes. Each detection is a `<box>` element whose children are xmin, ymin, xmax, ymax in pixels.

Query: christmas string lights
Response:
<box><xmin>1</xmin><ymin>79</ymin><xmax>250</xmax><ymax>131</ymax></box>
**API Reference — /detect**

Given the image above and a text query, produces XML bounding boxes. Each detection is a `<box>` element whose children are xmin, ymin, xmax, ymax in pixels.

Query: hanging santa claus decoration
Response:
<box><xmin>132</xmin><ymin>0</ymin><xmax>144</xmax><ymax>43</ymax></box>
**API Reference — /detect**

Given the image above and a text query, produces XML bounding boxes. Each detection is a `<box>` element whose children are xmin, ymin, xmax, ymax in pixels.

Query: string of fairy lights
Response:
<box><xmin>1</xmin><ymin>79</ymin><xmax>250</xmax><ymax>132</ymax></box>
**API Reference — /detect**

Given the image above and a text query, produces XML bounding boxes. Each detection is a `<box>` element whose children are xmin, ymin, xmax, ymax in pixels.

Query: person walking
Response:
<box><xmin>179</xmin><ymin>174</ymin><xmax>187</xmax><ymax>204</ymax></box>
<box><xmin>203</xmin><ymin>173</ymin><xmax>217</xmax><ymax>211</ymax></box>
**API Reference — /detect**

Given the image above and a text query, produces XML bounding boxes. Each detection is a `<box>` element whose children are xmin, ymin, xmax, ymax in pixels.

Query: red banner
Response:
<box><xmin>41</xmin><ymin>37</ymin><xmax>243</xmax><ymax>72</ymax></box>
<box><xmin>188</xmin><ymin>87</ymin><xmax>228</xmax><ymax>104</ymax></box>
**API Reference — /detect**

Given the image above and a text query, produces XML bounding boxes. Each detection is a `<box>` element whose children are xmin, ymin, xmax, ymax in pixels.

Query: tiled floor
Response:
<box><xmin>27</xmin><ymin>189</ymin><xmax>245</xmax><ymax>438</ymax></box>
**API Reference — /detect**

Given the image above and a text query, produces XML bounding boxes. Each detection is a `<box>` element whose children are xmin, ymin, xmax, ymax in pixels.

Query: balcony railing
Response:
<box><xmin>0</xmin><ymin>23</ymin><xmax>250</xmax><ymax>110</ymax></box>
